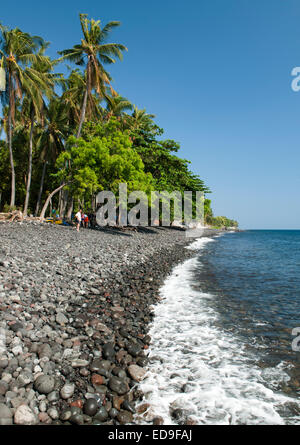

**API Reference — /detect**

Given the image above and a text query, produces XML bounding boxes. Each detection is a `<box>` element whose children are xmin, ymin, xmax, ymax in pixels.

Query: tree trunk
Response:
<box><xmin>76</xmin><ymin>59</ymin><xmax>90</xmax><ymax>139</ymax></box>
<box><xmin>66</xmin><ymin>197</ymin><xmax>73</xmax><ymax>220</ymax></box>
<box><xmin>39</xmin><ymin>183</ymin><xmax>66</xmax><ymax>220</ymax></box>
<box><xmin>76</xmin><ymin>85</ymin><xmax>88</xmax><ymax>138</ymax></box>
<box><xmin>35</xmin><ymin>160</ymin><xmax>47</xmax><ymax>216</ymax></box>
<box><xmin>8</xmin><ymin>73</ymin><xmax>15</xmax><ymax>208</ymax></box>
<box><xmin>59</xmin><ymin>188</ymin><xmax>68</xmax><ymax>218</ymax></box>
<box><xmin>23</xmin><ymin>109</ymin><xmax>34</xmax><ymax>216</ymax></box>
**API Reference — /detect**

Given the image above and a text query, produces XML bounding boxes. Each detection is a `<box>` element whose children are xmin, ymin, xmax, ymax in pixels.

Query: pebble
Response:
<box><xmin>60</xmin><ymin>383</ymin><xmax>75</xmax><ymax>399</ymax></box>
<box><xmin>34</xmin><ymin>375</ymin><xmax>55</xmax><ymax>394</ymax></box>
<box><xmin>0</xmin><ymin>403</ymin><xmax>13</xmax><ymax>425</ymax></box>
<box><xmin>0</xmin><ymin>222</ymin><xmax>209</xmax><ymax>425</ymax></box>
<box><xmin>14</xmin><ymin>404</ymin><xmax>37</xmax><ymax>425</ymax></box>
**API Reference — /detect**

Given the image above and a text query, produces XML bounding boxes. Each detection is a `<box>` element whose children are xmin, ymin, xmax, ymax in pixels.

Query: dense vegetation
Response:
<box><xmin>0</xmin><ymin>13</ymin><xmax>238</xmax><ymax>228</ymax></box>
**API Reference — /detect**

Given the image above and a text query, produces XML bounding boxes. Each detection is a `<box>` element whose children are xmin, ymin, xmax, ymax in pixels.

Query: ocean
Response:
<box><xmin>137</xmin><ymin>230</ymin><xmax>300</xmax><ymax>425</ymax></box>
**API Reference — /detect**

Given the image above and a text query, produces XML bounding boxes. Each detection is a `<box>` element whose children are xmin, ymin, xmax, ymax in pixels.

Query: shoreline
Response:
<box><xmin>0</xmin><ymin>222</ymin><xmax>223</xmax><ymax>425</ymax></box>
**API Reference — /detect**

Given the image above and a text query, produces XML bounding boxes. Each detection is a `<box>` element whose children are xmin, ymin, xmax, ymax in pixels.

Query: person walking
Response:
<box><xmin>75</xmin><ymin>209</ymin><xmax>82</xmax><ymax>232</ymax></box>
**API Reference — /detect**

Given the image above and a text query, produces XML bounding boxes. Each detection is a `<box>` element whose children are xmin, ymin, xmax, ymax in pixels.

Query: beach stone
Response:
<box><xmin>47</xmin><ymin>390</ymin><xmax>59</xmax><ymax>402</ymax></box>
<box><xmin>34</xmin><ymin>375</ymin><xmax>55</xmax><ymax>394</ymax></box>
<box><xmin>56</xmin><ymin>313</ymin><xmax>68</xmax><ymax>325</ymax></box>
<box><xmin>109</xmin><ymin>408</ymin><xmax>119</xmax><ymax>419</ymax></box>
<box><xmin>91</xmin><ymin>374</ymin><xmax>104</xmax><ymax>386</ymax></box>
<box><xmin>127</xmin><ymin>364</ymin><xmax>146</xmax><ymax>382</ymax></box>
<box><xmin>12</xmin><ymin>345</ymin><xmax>23</xmax><ymax>356</ymax></box>
<box><xmin>113</xmin><ymin>395</ymin><xmax>124</xmax><ymax>410</ymax></box>
<box><xmin>0</xmin><ymin>359</ymin><xmax>8</xmax><ymax>369</ymax></box>
<box><xmin>60</xmin><ymin>409</ymin><xmax>72</xmax><ymax>421</ymax></box>
<box><xmin>0</xmin><ymin>403</ymin><xmax>13</xmax><ymax>425</ymax></box>
<box><xmin>94</xmin><ymin>406</ymin><xmax>108</xmax><ymax>422</ymax></box>
<box><xmin>117</xmin><ymin>409</ymin><xmax>133</xmax><ymax>424</ymax></box>
<box><xmin>126</xmin><ymin>343</ymin><xmax>142</xmax><ymax>357</ymax></box>
<box><xmin>14</xmin><ymin>404</ymin><xmax>37</xmax><ymax>425</ymax></box>
<box><xmin>10</xmin><ymin>322</ymin><xmax>23</xmax><ymax>333</ymax></box>
<box><xmin>60</xmin><ymin>383</ymin><xmax>75</xmax><ymax>399</ymax></box>
<box><xmin>17</xmin><ymin>371</ymin><xmax>33</xmax><ymax>387</ymax></box>
<box><xmin>38</xmin><ymin>412</ymin><xmax>51</xmax><ymax>424</ymax></box>
<box><xmin>72</xmin><ymin>359</ymin><xmax>89</xmax><ymax>368</ymax></box>
<box><xmin>37</xmin><ymin>344</ymin><xmax>52</xmax><ymax>359</ymax></box>
<box><xmin>153</xmin><ymin>416</ymin><xmax>164</xmax><ymax>425</ymax></box>
<box><xmin>69</xmin><ymin>413</ymin><xmax>84</xmax><ymax>425</ymax></box>
<box><xmin>108</xmin><ymin>376</ymin><xmax>128</xmax><ymax>395</ymax></box>
<box><xmin>48</xmin><ymin>407</ymin><xmax>59</xmax><ymax>420</ymax></box>
<box><xmin>70</xmin><ymin>399</ymin><xmax>83</xmax><ymax>409</ymax></box>
<box><xmin>0</xmin><ymin>380</ymin><xmax>9</xmax><ymax>396</ymax></box>
<box><xmin>102</xmin><ymin>343</ymin><xmax>115</xmax><ymax>360</ymax></box>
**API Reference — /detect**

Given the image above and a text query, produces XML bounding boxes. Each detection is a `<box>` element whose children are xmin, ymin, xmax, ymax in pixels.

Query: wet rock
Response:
<box><xmin>126</xmin><ymin>342</ymin><xmax>142</xmax><ymax>357</ymax></box>
<box><xmin>127</xmin><ymin>364</ymin><xmax>146</xmax><ymax>382</ymax></box>
<box><xmin>153</xmin><ymin>416</ymin><xmax>164</xmax><ymax>425</ymax></box>
<box><xmin>108</xmin><ymin>377</ymin><xmax>128</xmax><ymax>395</ymax></box>
<box><xmin>94</xmin><ymin>406</ymin><xmax>108</xmax><ymax>422</ymax></box>
<box><xmin>102</xmin><ymin>343</ymin><xmax>115</xmax><ymax>360</ymax></box>
<box><xmin>112</xmin><ymin>395</ymin><xmax>124</xmax><ymax>410</ymax></box>
<box><xmin>69</xmin><ymin>413</ymin><xmax>84</xmax><ymax>425</ymax></box>
<box><xmin>117</xmin><ymin>409</ymin><xmax>133</xmax><ymax>424</ymax></box>
<box><xmin>83</xmin><ymin>398</ymin><xmax>98</xmax><ymax>416</ymax></box>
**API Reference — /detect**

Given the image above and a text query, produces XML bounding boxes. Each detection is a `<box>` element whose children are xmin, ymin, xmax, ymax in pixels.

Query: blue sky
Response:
<box><xmin>1</xmin><ymin>0</ymin><xmax>300</xmax><ymax>229</ymax></box>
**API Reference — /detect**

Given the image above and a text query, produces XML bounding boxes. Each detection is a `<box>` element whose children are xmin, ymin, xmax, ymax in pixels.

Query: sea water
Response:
<box><xmin>136</xmin><ymin>231</ymin><xmax>300</xmax><ymax>425</ymax></box>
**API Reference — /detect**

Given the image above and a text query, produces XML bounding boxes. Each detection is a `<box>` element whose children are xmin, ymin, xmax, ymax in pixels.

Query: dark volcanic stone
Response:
<box><xmin>117</xmin><ymin>410</ymin><xmax>133</xmax><ymax>424</ymax></box>
<box><xmin>109</xmin><ymin>408</ymin><xmax>119</xmax><ymax>419</ymax></box>
<box><xmin>102</xmin><ymin>343</ymin><xmax>115</xmax><ymax>360</ymax></box>
<box><xmin>83</xmin><ymin>398</ymin><xmax>98</xmax><ymax>417</ymax></box>
<box><xmin>94</xmin><ymin>406</ymin><xmax>108</xmax><ymax>422</ymax></box>
<box><xmin>69</xmin><ymin>413</ymin><xmax>84</xmax><ymax>425</ymax></box>
<box><xmin>108</xmin><ymin>377</ymin><xmax>128</xmax><ymax>395</ymax></box>
<box><xmin>126</xmin><ymin>342</ymin><xmax>142</xmax><ymax>357</ymax></box>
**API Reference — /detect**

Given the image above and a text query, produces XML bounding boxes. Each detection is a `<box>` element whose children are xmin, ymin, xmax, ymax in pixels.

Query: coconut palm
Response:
<box><xmin>61</xmin><ymin>68</ymin><xmax>103</xmax><ymax>130</ymax></box>
<box><xmin>58</xmin><ymin>13</ymin><xmax>127</xmax><ymax>138</ymax></box>
<box><xmin>22</xmin><ymin>49</ymin><xmax>63</xmax><ymax>215</ymax></box>
<box><xmin>104</xmin><ymin>94</ymin><xmax>132</xmax><ymax>120</ymax></box>
<box><xmin>0</xmin><ymin>25</ymin><xmax>49</xmax><ymax>207</ymax></box>
<box><xmin>124</xmin><ymin>105</ymin><xmax>156</xmax><ymax>132</ymax></box>
<box><xmin>34</xmin><ymin>97</ymin><xmax>70</xmax><ymax>215</ymax></box>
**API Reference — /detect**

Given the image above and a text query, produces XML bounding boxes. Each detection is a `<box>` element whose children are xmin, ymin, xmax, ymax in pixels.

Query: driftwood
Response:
<box><xmin>0</xmin><ymin>210</ymin><xmax>24</xmax><ymax>222</ymax></box>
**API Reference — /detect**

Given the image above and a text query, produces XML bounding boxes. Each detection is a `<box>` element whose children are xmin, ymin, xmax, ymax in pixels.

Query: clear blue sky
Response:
<box><xmin>1</xmin><ymin>0</ymin><xmax>300</xmax><ymax>229</ymax></box>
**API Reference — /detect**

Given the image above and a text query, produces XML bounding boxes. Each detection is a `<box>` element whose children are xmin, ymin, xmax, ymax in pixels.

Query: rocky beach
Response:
<box><xmin>0</xmin><ymin>221</ymin><xmax>219</xmax><ymax>425</ymax></box>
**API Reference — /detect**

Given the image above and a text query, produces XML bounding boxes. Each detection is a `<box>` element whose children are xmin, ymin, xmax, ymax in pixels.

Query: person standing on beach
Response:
<box><xmin>75</xmin><ymin>209</ymin><xmax>82</xmax><ymax>232</ymax></box>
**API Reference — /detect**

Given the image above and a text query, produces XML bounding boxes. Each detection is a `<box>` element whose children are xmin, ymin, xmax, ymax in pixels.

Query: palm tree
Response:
<box><xmin>61</xmin><ymin>68</ymin><xmax>103</xmax><ymax>130</ymax></box>
<box><xmin>0</xmin><ymin>25</ymin><xmax>47</xmax><ymax>208</ymax></box>
<box><xmin>58</xmin><ymin>13</ymin><xmax>127</xmax><ymax>138</ymax></box>
<box><xmin>104</xmin><ymin>94</ymin><xmax>132</xmax><ymax>120</ymax></box>
<box><xmin>124</xmin><ymin>105</ymin><xmax>156</xmax><ymax>132</ymax></box>
<box><xmin>22</xmin><ymin>48</ymin><xmax>62</xmax><ymax>215</ymax></box>
<box><xmin>35</xmin><ymin>97</ymin><xmax>70</xmax><ymax>215</ymax></box>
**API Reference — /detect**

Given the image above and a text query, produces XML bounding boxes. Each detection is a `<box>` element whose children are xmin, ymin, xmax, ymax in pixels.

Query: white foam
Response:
<box><xmin>136</xmin><ymin>244</ymin><xmax>300</xmax><ymax>425</ymax></box>
<box><xmin>185</xmin><ymin>236</ymin><xmax>216</xmax><ymax>250</ymax></box>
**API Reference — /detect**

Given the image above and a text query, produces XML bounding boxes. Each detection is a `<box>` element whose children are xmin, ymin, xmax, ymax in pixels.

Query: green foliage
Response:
<box><xmin>209</xmin><ymin>215</ymin><xmax>239</xmax><ymax>228</ymax></box>
<box><xmin>55</xmin><ymin>118</ymin><xmax>154</xmax><ymax>199</ymax></box>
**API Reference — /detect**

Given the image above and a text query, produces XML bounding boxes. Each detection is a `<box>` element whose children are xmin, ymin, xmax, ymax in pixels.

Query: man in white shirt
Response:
<box><xmin>75</xmin><ymin>209</ymin><xmax>82</xmax><ymax>232</ymax></box>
